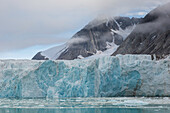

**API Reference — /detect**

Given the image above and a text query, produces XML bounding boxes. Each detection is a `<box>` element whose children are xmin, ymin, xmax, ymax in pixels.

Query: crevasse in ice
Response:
<box><xmin>0</xmin><ymin>55</ymin><xmax>169</xmax><ymax>98</ymax></box>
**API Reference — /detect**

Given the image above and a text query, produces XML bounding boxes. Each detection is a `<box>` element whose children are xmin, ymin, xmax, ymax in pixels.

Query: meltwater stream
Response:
<box><xmin>0</xmin><ymin>97</ymin><xmax>170</xmax><ymax>113</ymax></box>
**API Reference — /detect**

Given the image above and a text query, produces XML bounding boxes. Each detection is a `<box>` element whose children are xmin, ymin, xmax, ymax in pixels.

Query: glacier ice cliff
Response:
<box><xmin>0</xmin><ymin>55</ymin><xmax>169</xmax><ymax>98</ymax></box>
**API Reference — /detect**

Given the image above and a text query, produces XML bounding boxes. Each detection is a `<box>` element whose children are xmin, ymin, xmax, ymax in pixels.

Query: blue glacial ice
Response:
<box><xmin>0</xmin><ymin>55</ymin><xmax>169</xmax><ymax>98</ymax></box>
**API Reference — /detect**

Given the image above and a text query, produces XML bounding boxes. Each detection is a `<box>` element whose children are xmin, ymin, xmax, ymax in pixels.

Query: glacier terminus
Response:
<box><xmin>0</xmin><ymin>55</ymin><xmax>169</xmax><ymax>98</ymax></box>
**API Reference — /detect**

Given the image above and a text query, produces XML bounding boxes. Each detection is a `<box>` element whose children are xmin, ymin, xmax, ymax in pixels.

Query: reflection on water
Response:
<box><xmin>0</xmin><ymin>108</ymin><xmax>170</xmax><ymax>113</ymax></box>
<box><xmin>0</xmin><ymin>97</ymin><xmax>169</xmax><ymax>113</ymax></box>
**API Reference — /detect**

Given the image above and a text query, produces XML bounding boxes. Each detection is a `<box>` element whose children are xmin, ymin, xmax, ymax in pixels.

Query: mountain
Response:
<box><xmin>32</xmin><ymin>17</ymin><xmax>141</xmax><ymax>60</ymax></box>
<box><xmin>112</xmin><ymin>3</ymin><xmax>170</xmax><ymax>59</ymax></box>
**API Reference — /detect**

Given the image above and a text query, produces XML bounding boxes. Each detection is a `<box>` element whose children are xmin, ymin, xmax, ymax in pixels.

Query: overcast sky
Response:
<box><xmin>0</xmin><ymin>0</ymin><xmax>169</xmax><ymax>59</ymax></box>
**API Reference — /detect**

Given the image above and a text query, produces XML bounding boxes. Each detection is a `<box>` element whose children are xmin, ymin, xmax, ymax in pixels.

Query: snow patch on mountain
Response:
<box><xmin>41</xmin><ymin>43</ymin><xmax>68</xmax><ymax>60</ymax></box>
<box><xmin>111</xmin><ymin>25</ymin><xmax>136</xmax><ymax>39</ymax></box>
<box><xmin>85</xmin><ymin>40</ymin><xmax>118</xmax><ymax>59</ymax></box>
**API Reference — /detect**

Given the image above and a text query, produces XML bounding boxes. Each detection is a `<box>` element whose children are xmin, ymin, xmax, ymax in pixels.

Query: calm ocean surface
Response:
<box><xmin>0</xmin><ymin>97</ymin><xmax>169</xmax><ymax>113</ymax></box>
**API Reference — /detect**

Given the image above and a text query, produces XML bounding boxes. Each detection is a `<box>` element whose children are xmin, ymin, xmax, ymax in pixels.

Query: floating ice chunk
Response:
<box><xmin>77</xmin><ymin>55</ymin><xmax>84</xmax><ymax>59</ymax></box>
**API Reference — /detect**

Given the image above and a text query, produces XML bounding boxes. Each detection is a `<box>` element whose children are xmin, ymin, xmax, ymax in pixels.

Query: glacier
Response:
<box><xmin>0</xmin><ymin>55</ymin><xmax>169</xmax><ymax>98</ymax></box>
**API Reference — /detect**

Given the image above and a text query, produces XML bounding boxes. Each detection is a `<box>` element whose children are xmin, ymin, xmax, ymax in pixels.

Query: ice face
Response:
<box><xmin>0</xmin><ymin>55</ymin><xmax>169</xmax><ymax>98</ymax></box>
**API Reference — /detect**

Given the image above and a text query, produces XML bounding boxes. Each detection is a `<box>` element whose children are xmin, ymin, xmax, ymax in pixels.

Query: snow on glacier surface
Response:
<box><xmin>0</xmin><ymin>55</ymin><xmax>169</xmax><ymax>98</ymax></box>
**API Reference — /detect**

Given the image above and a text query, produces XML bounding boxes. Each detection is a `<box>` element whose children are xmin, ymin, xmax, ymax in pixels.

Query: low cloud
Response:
<box><xmin>0</xmin><ymin>0</ymin><xmax>169</xmax><ymax>52</ymax></box>
<box><xmin>133</xmin><ymin>3</ymin><xmax>170</xmax><ymax>34</ymax></box>
<box><xmin>68</xmin><ymin>36</ymin><xmax>89</xmax><ymax>45</ymax></box>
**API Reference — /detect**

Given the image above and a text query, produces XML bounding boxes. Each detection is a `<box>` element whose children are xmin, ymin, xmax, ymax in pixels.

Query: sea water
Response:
<box><xmin>0</xmin><ymin>97</ymin><xmax>169</xmax><ymax>113</ymax></box>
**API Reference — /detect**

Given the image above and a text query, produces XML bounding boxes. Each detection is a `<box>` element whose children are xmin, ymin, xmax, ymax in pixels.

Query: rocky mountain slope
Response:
<box><xmin>32</xmin><ymin>17</ymin><xmax>141</xmax><ymax>60</ymax></box>
<box><xmin>112</xmin><ymin>3</ymin><xmax>170</xmax><ymax>59</ymax></box>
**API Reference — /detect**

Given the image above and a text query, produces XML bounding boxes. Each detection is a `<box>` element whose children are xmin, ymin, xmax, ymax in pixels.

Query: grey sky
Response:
<box><xmin>0</xmin><ymin>0</ymin><xmax>169</xmax><ymax>58</ymax></box>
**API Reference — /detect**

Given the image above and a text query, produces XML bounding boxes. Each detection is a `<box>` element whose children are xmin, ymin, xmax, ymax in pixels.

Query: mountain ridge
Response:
<box><xmin>32</xmin><ymin>17</ymin><xmax>141</xmax><ymax>60</ymax></box>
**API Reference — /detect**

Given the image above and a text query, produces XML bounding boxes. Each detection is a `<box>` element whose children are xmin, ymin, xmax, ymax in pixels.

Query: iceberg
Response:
<box><xmin>0</xmin><ymin>55</ymin><xmax>169</xmax><ymax>98</ymax></box>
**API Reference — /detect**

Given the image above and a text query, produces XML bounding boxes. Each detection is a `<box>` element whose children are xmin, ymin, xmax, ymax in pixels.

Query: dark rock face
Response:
<box><xmin>32</xmin><ymin>17</ymin><xmax>141</xmax><ymax>60</ymax></box>
<box><xmin>112</xmin><ymin>3</ymin><xmax>170</xmax><ymax>58</ymax></box>
<box><xmin>114</xmin><ymin>34</ymin><xmax>124</xmax><ymax>45</ymax></box>
<box><xmin>32</xmin><ymin>52</ymin><xmax>49</xmax><ymax>60</ymax></box>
